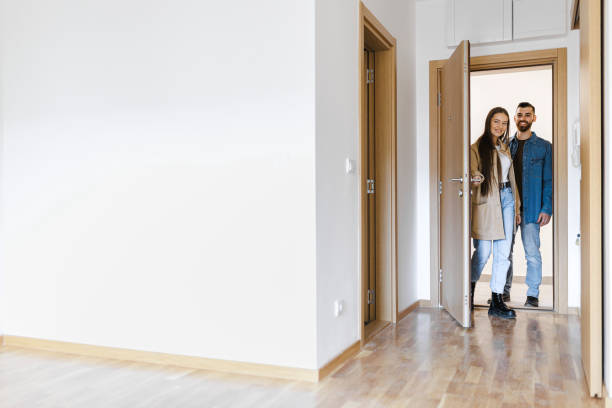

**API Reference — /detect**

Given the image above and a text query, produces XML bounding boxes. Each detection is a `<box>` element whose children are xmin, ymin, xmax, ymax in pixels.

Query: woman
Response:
<box><xmin>470</xmin><ymin>107</ymin><xmax>521</xmax><ymax>319</ymax></box>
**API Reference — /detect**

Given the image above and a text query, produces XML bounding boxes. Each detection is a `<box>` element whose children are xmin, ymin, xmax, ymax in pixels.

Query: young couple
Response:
<box><xmin>470</xmin><ymin>102</ymin><xmax>553</xmax><ymax>319</ymax></box>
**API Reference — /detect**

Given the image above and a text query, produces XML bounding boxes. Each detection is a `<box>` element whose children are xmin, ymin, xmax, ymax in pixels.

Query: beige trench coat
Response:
<box><xmin>470</xmin><ymin>139</ymin><xmax>521</xmax><ymax>241</ymax></box>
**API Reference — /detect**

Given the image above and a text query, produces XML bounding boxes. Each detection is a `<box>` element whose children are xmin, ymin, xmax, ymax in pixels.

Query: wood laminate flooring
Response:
<box><xmin>0</xmin><ymin>309</ymin><xmax>601</xmax><ymax>407</ymax></box>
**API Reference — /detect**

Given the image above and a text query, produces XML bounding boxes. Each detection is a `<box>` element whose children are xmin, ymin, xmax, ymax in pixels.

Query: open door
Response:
<box><xmin>576</xmin><ymin>0</ymin><xmax>603</xmax><ymax>397</ymax></box>
<box><xmin>439</xmin><ymin>40</ymin><xmax>471</xmax><ymax>327</ymax></box>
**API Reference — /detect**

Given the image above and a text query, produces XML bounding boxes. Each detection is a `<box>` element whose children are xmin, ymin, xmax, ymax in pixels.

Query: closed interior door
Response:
<box><xmin>439</xmin><ymin>40</ymin><xmax>471</xmax><ymax>328</ymax></box>
<box><xmin>364</xmin><ymin>48</ymin><xmax>377</xmax><ymax>325</ymax></box>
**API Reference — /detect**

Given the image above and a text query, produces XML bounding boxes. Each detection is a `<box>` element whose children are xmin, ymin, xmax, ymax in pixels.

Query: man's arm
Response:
<box><xmin>541</xmin><ymin>141</ymin><xmax>553</xmax><ymax>216</ymax></box>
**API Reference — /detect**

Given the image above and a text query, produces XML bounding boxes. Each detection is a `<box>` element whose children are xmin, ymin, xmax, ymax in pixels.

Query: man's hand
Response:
<box><xmin>515</xmin><ymin>214</ymin><xmax>521</xmax><ymax>226</ymax></box>
<box><xmin>537</xmin><ymin>212</ymin><xmax>551</xmax><ymax>226</ymax></box>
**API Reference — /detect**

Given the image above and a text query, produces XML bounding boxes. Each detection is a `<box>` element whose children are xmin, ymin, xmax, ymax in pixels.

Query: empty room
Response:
<box><xmin>0</xmin><ymin>0</ymin><xmax>610</xmax><ymax>406</ymax></box>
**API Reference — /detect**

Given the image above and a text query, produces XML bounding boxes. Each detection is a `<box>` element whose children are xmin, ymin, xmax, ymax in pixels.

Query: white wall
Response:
<box><xmin>0</xmin><ymin>0</ymin><xmax>318</xmax><ymax>369</ymax></box>
<box><xmin>315</xmin><ymin>0</ymin><xmax>360</xmax><ymax>368</ymax></box>
<box><xmin>315</xmin><ymin>0</ymin><xmax>417</xmax><ymax>367</ymax></box>
<box><xmin>470</xmin><ymin>67</ymin><xmax>553</xmax><ymax>145</ymax></box>
<box><xmin>0</xmin><ymin>0</ymin><xmax>420</xmax><ymax>372</ymax></box>
<box><xmin>415</xmin><ymin>0</ymin><xmax>581</xmax><ymax>307</ymax></box>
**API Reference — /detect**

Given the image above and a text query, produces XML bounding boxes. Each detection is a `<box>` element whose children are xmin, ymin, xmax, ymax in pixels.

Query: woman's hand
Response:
<box><xmin>471</xmin><ymin>175</ymin><xmax>484</xmax><ymax>185</ymax></box>
<box><xmin>515</xmin><ymin>214</ymin><xmax>521</xmax><ymax>226</ymax></box>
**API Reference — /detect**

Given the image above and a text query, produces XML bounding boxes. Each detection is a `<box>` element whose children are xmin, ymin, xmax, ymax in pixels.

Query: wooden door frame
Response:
<box><xmin>359</xmin><ymin>3</ymin><xmax>398</xmax><ymax>344</ymax></box>
<box><xmin>428</xmin><ymin>48</ymin><xmax>569</xmax><ymax>314</ymax></box>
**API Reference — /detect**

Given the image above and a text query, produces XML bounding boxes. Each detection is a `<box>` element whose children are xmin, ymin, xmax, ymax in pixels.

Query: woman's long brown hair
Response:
<box><xmin>477</xmin><ymin>107</ymin><xmax>510</xmax><ymax>197</ymax></box>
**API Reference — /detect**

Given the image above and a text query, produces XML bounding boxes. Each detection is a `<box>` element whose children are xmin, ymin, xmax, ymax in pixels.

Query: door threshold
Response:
<box><xmin>364</xmin><ymin>320</ymin><xmax>390</xmax><ymax>342</ymax></box>
<box><xmin>473</xmin><ymin>305</ymin><xmax>554</xmax><ymax>312</ymax></box>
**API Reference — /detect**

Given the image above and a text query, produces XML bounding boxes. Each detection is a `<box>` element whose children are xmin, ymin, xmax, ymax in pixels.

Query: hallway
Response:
<box><xmin>0</xmin><ymin>309</ymin><xmax>599</xmax><ymax>407</ymax></box>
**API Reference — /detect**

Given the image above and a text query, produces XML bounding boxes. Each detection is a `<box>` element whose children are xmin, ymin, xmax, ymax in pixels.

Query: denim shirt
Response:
<box><xmin>509</xmin><ymin>132</ymin><xmax>553</xmax><ymax>224</ymax></box>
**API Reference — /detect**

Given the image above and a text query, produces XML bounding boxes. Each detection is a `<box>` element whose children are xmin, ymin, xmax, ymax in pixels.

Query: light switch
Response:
<box><xmin>334</xmin><ymin>300</ymin><xmax>344</xmax><ymax>317</ymax></box>
<box><xmin>345</xmin><ymin>158</ymin><xmax>355</xmax><ymax>174</ymax></box>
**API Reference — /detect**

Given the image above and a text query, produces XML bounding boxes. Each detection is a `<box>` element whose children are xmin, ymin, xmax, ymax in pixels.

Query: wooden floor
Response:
<box><xmin>0</xmin><ymin>309</ymin><xmax>601</xmax><ymax>407</ymax></box>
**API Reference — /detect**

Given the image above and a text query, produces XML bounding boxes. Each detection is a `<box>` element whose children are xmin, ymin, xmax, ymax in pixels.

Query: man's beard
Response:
<box><xmin>517</xmin><ymin>121</ymin><xmax>532</xmax><ymax>132</ymax></box>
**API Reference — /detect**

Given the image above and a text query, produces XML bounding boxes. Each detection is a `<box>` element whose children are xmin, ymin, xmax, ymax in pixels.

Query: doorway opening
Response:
<box><xmin>359</xmin><ymin>3</ymin><xmax>398</xmax><ymax>343</ymax></box>
<box><xmin>428</xmin><ymin>48</ymin><xmax>568</xmax><ymax>315</ymax></box>
<box><xmin>470</xmin><ymin>65</ymin><xmax>554</xmax><ymax>310</ymax></box>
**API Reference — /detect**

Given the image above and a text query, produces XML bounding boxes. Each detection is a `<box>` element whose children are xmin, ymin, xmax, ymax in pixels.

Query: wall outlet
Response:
<box><xmin>334</xmin><ymin>300</ymin><xmax>344</xmax><ymax>317</ymax></box>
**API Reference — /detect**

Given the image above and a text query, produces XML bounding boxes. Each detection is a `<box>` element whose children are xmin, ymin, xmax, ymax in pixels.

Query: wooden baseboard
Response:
<box><xmin>568</xmin><ymin>307</ymin><xmax>580</xmax><ymax>316</ymax></box>
<box><xmin>398</xmin><ymin>299</ymin><xmax>434</xmax><ymax>321</ymax></box>
<box><xmin>318</xmin><ymin>340</ymin><xmax>360</xmax><ymax>381</ymax></box>
<box><xmin>364</xmin><ymin>320</ymin><xmax>391</xmax><ymax>342</ymax></box>
<box><xmin>398</xmin><ymin>300</ymin><xmax>419</xmax><ymax>321</ymax></box>
<box><xmin>2</xmin><ymin>335</ymin><xmax>364</xmax><ymax>383</ymax></box>
<box><xmin>2</xmin><ymin>335</ymin><xmax>319</xmax><ymax>382</ymax></box>
<box><xmin>418</xmin><ymin>299</ymin><xmax>434</xmax><ymax>308</ymax></box>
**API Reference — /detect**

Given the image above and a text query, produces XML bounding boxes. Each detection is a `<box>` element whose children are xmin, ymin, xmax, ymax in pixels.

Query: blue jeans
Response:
<box><xmin>471</xmin><ymin>187</ymin><xmax>515</xmax><ymax>294</ymax></box>
<box><xmin>505</xmin><ymin>221</ymin><xmax>542</xmax><ymax>297</ymax></box>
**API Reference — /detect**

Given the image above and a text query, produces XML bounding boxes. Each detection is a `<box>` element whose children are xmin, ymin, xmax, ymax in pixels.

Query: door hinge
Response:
<box><xmin>437</xmin><ymin>92</ymin><xmax>441</xmax><ymax>106</ymax></box>
<box><xmin>366</xmin><ymin>69</ymin><xmax>374</xmax><ymax>84</ymax></box>
<box><xmin>439</xmin><ymin>269</ymin><xmax>443</xmax><ymax>283</ymax></box>
<box><xmin>367</xmin><ymin>289</ymin><xmax>375</xmax><ymax>305</ymax></box>
<box><xmin>439</xmin><ymin>180</ymin><xmax>442</xmax><ymax>195</ymax></box>
<box><xmin>367</xmin><ymin>179</ymin><xmax>375</xmax><ymax>194</ymax></box>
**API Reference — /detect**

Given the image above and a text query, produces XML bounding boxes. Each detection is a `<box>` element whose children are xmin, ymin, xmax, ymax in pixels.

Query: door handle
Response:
<box><xmin>450</xmin><ymin>177</ymin><xmax>463</xmax><ymax>183</ymax></box>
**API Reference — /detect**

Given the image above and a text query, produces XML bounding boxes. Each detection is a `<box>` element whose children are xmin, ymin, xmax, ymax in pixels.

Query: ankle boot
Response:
<box><xmin>488</xmin><ymin>292</ymin><xmax>516</xmax><ymax>319</ymax></box>
<box><xmin>470</xmin><ymin>282</ymin><xmax>476</xmax><ymax>310</ymax></box>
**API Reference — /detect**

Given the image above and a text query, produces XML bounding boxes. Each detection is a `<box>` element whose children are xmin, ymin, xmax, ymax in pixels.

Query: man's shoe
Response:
<box><xmin>487</xmin><ymin>293</ymin><xmax>510</xmax><ymax>304</ymax></box>
<box><xmin>524</xmin><ymin>296</ymin><xmax>539</xmax><ymax>308</ymax></box>
<box><xmin>488</xmin><ymin>293</ymin><xmax>516</xmax><ymax>319</ymax></box>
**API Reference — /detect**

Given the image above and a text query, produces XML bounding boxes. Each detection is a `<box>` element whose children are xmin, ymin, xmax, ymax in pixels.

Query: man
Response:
<box><xmin>504</xmin><ymin>102</ymin><xmax>553</xmax><ymax>308</ymax></box>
